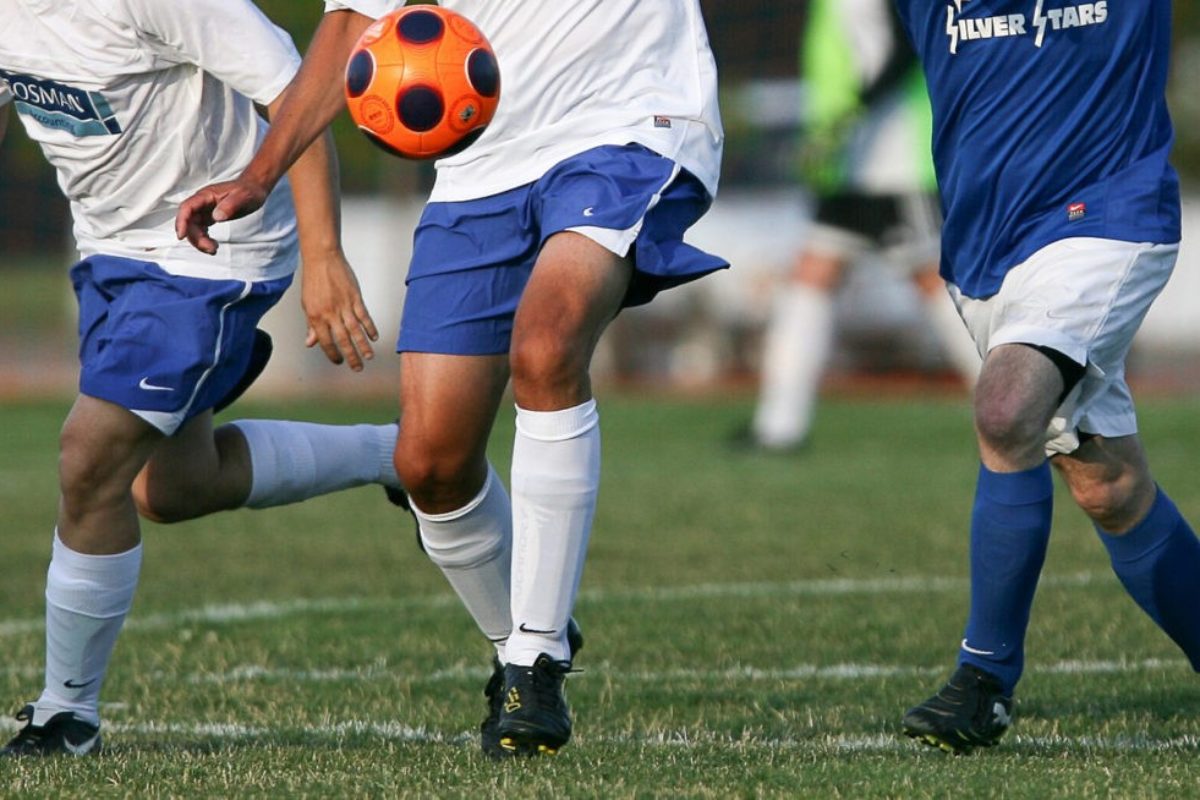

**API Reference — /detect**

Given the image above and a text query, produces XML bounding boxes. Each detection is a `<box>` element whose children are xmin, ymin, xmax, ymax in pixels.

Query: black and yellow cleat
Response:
<box><xmin>902</xmin><ymin>663</ymin><xmax>1012</xmax><ymax>754</ymax></box>
<box><xmin>495</xmin><ymin>652</ymin><xmax>574</xmax><ymax>757</ymax></box>
<box><xmin>482</xmin><ymin>619</ymin><xmax>582</xmax><ymax>759</ymax></box>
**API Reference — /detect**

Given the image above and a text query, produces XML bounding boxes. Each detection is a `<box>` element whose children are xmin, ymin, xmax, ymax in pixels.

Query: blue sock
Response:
<box><xmin>1096</xmin><ymin>488</ymin><xmax>1200</xmax><ymax>671</ymax></box>
<box><xmin>958</xmin><ymin>462</ymin><xmax>1054</xmax><ymax>695</ymax></box>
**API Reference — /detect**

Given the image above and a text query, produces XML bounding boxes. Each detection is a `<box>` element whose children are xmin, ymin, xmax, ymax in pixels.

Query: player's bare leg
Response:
<box><xmin>494</xmin><ymin>231</ymin><xmax>631</xmax><ymax>756</ymax></box>
<box><xmin>132</xmin><ymin>412</ymin><xmax>401</xmax><ymax>523</ymax></box>
<box><xmin>750</xmin><ymin>248</ymin><xmax>844</xmax><ymax>451</ymax></box>
<box><xmin>1054</xmin><ymin>435</ymin><xmax>1200</xmax><ymax>669</ymax></box>
<box><xmin>4</xmin><ymin>395</ymin><xmax>163</xmax><ymax>757</ymax></box>
<box><xmin>393</xmin><ymin>352</ymin><xmax>512</xmax><ymax>646</ymax></box>
<box><xmin>392</xmin><ymin>352</ymin><xmax>519</xmax><ymax>757</ymax></box>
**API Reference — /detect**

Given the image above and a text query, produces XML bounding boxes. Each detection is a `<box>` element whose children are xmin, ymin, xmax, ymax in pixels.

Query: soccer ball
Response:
<box><xmin>344</xmin><ymin>5</ymin><xmax>500</xmax><ymax>160</ymax></box>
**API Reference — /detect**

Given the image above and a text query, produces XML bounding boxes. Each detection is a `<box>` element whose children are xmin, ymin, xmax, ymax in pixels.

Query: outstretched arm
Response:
<box><xmin>174</xmin><ymin>9</ymin><xmax>374</xmax><ymax>252</ymax></box>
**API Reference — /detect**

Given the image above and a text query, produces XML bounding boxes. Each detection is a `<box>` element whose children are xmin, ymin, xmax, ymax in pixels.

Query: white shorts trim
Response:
<box><xmin>949</xmin><ymin>238</ymin><xmax>1178</xmax><ymax>455</ymax></box>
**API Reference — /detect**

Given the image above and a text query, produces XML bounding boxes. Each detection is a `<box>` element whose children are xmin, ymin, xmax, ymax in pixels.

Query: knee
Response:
<box><xmin>58</xmin><ymin>424</ymin><xmax>124</xmax><ymax>515</ymax></box>
<box><xmin>509</xmin><ymin>328</ymin><xmax>588</xmax><ymax>398</ymax></box>
<box><xmin>974</xmin><ymin>393</ymin><xmax>1046</xmax><ymax>455</ymax></box>
<box><xmin>393</xmin><ymin>437</ymin><xmax>480</xmax><ymax>512</ymax></box>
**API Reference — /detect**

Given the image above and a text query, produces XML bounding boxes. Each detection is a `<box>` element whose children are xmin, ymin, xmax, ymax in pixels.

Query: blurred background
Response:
<box><xmin>1</xmin><ymin>1</ymin><xmax>1197</xmax><ymax>401</ymax></box>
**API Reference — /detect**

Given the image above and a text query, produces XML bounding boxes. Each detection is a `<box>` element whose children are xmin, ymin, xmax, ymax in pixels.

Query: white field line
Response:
<box><xmin>2</xmin><ymin>655</ymin><xmax>1187</xmax><ymax>691</ymax></box>
<box><xmin>0</xmin><ymin>571</ymin><xmax>1108</xmax><ymax>640</ymax></box>
<box><xmin>0</xmin><ymin>717</ymin><xmax>1195</xmax><ymax>754</ymax></box>
<box><xmin>0</xmin><ymin>657</ymin><xmax>1177</xmax><ymax>690</ymax></box>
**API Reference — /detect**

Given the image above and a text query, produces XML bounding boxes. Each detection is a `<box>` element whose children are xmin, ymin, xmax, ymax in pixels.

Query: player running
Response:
<box><xmin>0</xmin><ymin>0</ymin><xmax>406</xmax><ymax>756</ymax></box>
<box><xmin>742</xmin><ymin>0</ymin><xmax>979</xmax><ymax>454</ymax></box>
<box><xmin>177</xmin><ymin>0</ymin><xmax>725</xmax><ymax>758</ymax></box>
<box><xmin>894</xmin><ymin>0</ymin><xmax>1195</xmax><ymax>752</ymax></box>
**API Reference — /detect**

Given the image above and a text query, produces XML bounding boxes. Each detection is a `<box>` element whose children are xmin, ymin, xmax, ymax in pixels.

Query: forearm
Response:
<box><xmin>245</xmin><ymin>10</ymin><xmax>373</xmax><ymax>193</ymax></box>
<box><xmin>269</xmin><ymin>89</ymin><xmax>344</xmax><ymax>263</ymax></box>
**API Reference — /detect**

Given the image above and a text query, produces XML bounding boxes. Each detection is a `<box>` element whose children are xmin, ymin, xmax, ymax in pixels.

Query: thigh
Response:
<box><xmin>397</xmin><ymin>351</ymin><xmax>510</xmax><ymax>478</ymax></box>
<box><xmin>515</xmin><ymin>231</ymin><xmax>632</xmax><ymax>353</ymax></box>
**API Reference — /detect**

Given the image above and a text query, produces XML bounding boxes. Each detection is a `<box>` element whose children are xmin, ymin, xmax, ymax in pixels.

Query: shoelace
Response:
<box><xmin>9</xmin><ymin>706</ymin><xmax>43</xmax><ymax>746</ymax></box>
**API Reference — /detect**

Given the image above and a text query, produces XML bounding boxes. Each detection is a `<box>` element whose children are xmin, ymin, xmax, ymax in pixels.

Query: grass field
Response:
<box><xmin>2</xmin><ymin>392</ymin><xmax>1199</xmax><ymax>797</ymax></box>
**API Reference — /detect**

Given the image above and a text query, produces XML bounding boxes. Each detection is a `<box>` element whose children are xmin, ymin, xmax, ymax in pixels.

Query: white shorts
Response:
<box><xmin>949</xmin><ymin>237</ymin><xmax>1179</xmax><ymax>456</ymax></box>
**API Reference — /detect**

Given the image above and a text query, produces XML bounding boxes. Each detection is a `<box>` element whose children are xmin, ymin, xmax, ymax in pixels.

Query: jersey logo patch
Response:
<box><xmin>0</xmin><ymin>70</ymin><xmax>122</xmax><ymax>137</ymax></box>
<box><xmin>945</xmin><ymin>1</ymin><xmax>1108</xmax><ymax>54</ymax></box>
<box><xmin>1067</xmin><ymin>202</ymin><xmax>1087</xmax><ymax>221</ymax></box>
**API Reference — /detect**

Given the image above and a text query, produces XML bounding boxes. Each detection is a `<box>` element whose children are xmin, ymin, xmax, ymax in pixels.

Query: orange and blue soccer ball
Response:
<box><xmin>344</xmin><ymin>6</ymin><xmax>500</xmax><ymax>159</ymax></box>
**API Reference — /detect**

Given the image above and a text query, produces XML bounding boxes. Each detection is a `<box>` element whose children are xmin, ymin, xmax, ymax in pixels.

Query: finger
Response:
<box><xmin>355</xmin><ymin>304</ymin><xmax>380</xmax><ymax>341</ymax></box>
<box><xmin>332</xmin><ymin>322</ymin><xmax>364</xmax><ymax>372</ymax></box>
<box><xmin>187</xmin><ymin>220</ymin><xmax>219</xmax><ymax>255</ymax></box>
<box><xmin>347</xmin><ymin>320</ymin><xmax>375</xmax><ymax>364</ymax></box>
<box><xmin>305</xmin><ymin>326</ymin><xmax>318</xmax><ymax>349</ymax></box>
<box><xmin>315</xmin><ymin>325</ymin><xmax>345</xmax><ymax>365</ymax></box>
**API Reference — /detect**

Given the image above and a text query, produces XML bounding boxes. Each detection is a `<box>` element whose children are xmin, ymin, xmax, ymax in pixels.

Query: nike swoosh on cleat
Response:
<box><xmin>63</xmin><ymin>732</ymin><xmax>99</xmax><ymax>756</ymax></box>
<box><xmin>517</xmin><ymin>623</ymin><xmax>556</xmax><ymax>635</ymax></box>
<box><xmin>63</xmin><ymin>678</ymin><xmax>96</xmax><ymax>689</ymax></box>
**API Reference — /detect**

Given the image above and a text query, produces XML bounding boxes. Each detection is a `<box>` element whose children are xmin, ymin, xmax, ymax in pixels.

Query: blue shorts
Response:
<box><xmin>399</xmin><ymin>143</ymin><xmax>728</xmax><ymax>355</ymax></box>
<box><xmin>72</xmin><ymin>255</ymin><xmax>291</xmax><ymax>434</ymax></box>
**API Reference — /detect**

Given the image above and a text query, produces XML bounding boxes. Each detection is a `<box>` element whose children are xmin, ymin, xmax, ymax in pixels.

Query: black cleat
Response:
<box><xmin>383</xmin><ymin>483</ymin><xmax>411</xmax><ymax>513</ymax></box>
<box><xmin>902</xmin><ymin>664</ymin><xmax>1013</xmax><ymax>754</ymax></box>
<box><xmin>481</xmin><ymin>618</ymin><xmax>582</xmax><ymax>759</ymax></box>
<box><xmin>1</xmin><ymin>704</ymin><xmax>101</xmax><ymax>757</ymax></box>
<box><xmin>496</xmin><ymin>654</ymin><xmax>573</xmax><ymax>757</ymax></box>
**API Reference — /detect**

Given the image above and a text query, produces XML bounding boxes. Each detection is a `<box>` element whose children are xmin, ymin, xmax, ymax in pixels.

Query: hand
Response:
<box><xmin>175</xmin><ymin>177</ymin><xmax>271</xmax><ymax>255</ymax></box>
<box><xmin>301</xmin><ymin>251</ymin><xmax>380</xmax><ymax>372</ymax></box>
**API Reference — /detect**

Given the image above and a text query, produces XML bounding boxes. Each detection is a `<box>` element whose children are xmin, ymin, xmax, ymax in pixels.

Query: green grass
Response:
<box><xmin>2</xmin><ymin>393</ymin><xmax>1200</xmax><ymax>797</ymax></box>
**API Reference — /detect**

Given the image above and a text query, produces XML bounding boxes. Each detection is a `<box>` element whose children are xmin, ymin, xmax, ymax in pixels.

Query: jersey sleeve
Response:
<box><xmin>323</xmin><ymin>0</ymin><xmax>398</xmax><ymax>19</ymax></box>
<box><xmin>121</xmin><ymin>0</ymin><xmax>302</xmax><ymax>106</ymax></box>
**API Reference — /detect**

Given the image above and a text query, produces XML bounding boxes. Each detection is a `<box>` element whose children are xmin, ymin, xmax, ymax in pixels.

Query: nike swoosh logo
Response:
<box><xmin>63</xmin><ymin>678</ymin><xmax>96</xmax><ymax>689</ymax></box>
<box><xmin>960</xmin><ymin>638</ymin><xmax>996</xmax><ymax>656</ymax></box>
<box><xmin>582</xmin><ymin>207</ymin><xmax>595</xmax><ymax>217</ymax></box>
<box><xmin>138</xmin><ymin>377</ymin><xmax>173</xmax><ymax>392</ymax></box>
<box><xmin>63</xmin><ymin>732</ymin><xmax>100</xmax><ymax>756</ymax></box>
<box><xmin>518</xmin><ymin>623</ymin><xmax>556</xmax><ymax>635</ymax></box>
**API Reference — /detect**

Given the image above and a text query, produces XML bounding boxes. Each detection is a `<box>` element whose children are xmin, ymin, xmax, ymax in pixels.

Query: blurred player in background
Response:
<box><xmin>896</xmin><ymin>0</ymin><xmax>1197</xmax><ymax>752</ymax></box>
<box><xmin>177</xmin><ymin>0</ymin><xmax>725</xmax><ymax>759</ymax></box>
<box><xmin>0</xmin><ymin>0</ymin><xmax>406</xmax><ymax>756</ymax></box>
<box><xmin>744</xmin><ymin>0</ymin><xmax>979</xmax><ymax>453</ymax></box>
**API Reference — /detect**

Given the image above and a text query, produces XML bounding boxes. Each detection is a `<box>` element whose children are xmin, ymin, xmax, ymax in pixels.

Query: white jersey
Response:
<box><xmin>325</xmin><ymin>0</ymin><xmax>723</xmax><ymax>203</ymax></box>
<box><xmin>0</xmin><ymin>0</ymin><xmax>302</xmax><ymax>281</ymax></box>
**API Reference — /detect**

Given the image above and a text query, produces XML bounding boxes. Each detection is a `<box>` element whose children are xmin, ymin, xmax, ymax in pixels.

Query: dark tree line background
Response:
<box><xmin>1</xmin><ymin>1</ymin><xmax>1197</xmax><ymax>253</ymax></box>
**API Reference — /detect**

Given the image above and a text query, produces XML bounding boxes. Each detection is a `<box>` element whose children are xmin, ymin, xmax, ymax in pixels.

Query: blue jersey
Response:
<box><xmin>894</xmin><ymin>1</ymin><xmax>1181</xmax><ymax>298</ymax></box>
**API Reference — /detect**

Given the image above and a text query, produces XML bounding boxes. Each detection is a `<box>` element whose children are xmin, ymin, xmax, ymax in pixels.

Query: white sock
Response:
<box><xmin>411</xmin><ymin>464</ymin><xmax>513</xmax><ymax>660</ymax></box>
<box><xmin>752</xmin><ymin>283</ymin><xmax>835</xmax><ymax>447</ymax></box>
<box><xmin>924</xmin><ymin>289</ymin><xmax>981</xmax><ymax>390</ymax></box>
<box><xmin>507</xmin><ymin>399</ymin><xmax>600</xmax><ymax>666</ymax></box>
<box><xmin>36</xmin><ymin>531</ymin><xmax>142</xmax><ymax>727</ymax></box>
<box><xmin>232</xmin><ymin>420</ymin><xmax>399</xmax><ymax>508</ymax></box>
